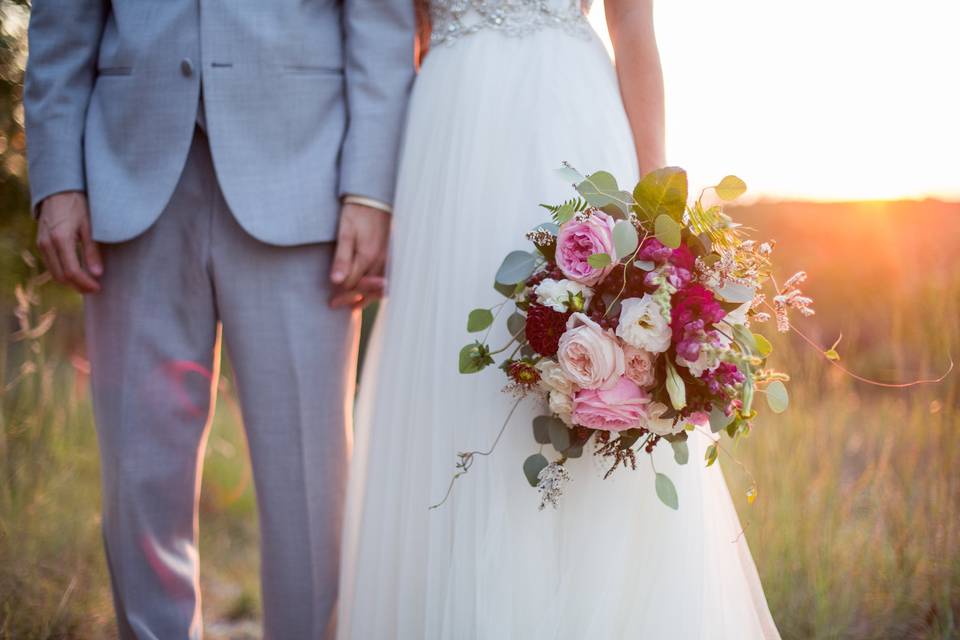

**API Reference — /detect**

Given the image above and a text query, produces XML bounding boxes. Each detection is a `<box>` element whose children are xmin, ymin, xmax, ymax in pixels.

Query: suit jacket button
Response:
<box><xmin>180</xmin><ymin>58</ymin><xmax>194</xmax><ymax>77</ymax></box>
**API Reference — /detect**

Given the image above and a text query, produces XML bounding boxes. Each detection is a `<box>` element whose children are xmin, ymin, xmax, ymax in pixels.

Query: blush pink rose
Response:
<box><xmin>557</xmin><ymin>313</ymin><xmax>625</xmax><ymax>390</ymax></box>
<box><xmin>623</xmin><ymin>345</ymin><xmax>656</xmax><ymax>388</ymax></box>
<box><xmin>572</xmin><ymin>376</ymin><xmax>649</xmax><ymax>432</ymax></box>
<box><xmin>555</xmin><ymin>211</ymin><xmax>617</xmax><ymax>286</ymax></box>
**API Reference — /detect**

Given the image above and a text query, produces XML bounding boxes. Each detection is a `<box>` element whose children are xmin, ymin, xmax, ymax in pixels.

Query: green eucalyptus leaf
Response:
<box><xmin>495</xmin><ymin>251</ymin><xmax>537</xmax><ymax>285</ymax></box>
<box><xmin>588</xmin><ymin>253</ymin><xmax>612</xmax><ymax>268</ymax></box>
<box><xmin>726</xmin><ymin>421</ymin><xmax>739</xmax><ymax>438</ymax></box>
<box><xmin>654</xmin><ymin>214</ymin><xmax>682</xmax><ymax>249</ymax></box>
<box><xmin>523</xmin><ymin>453</ymin><xmax>549</xmax><ymax>487</ymax></box>
<box><xmin>633</xmin><ymin>167</ymin><xmax>688</xmax><ymax>223</ymax></box>
<box><xmin>634</xmin><ymin>260</ymin><xmax>656</xmax><ymax>271</ymax></box>
<box><xmin>467</xmin><ymin>308</ymin><xmax>494</xmax><ymax>333</ymax></box>
<box><xmin>715</xmin><ymin>282</ymin><xmax>756</xmax><ymax>304</ymax></box>
<box><xmin>671</xmin><ymin>440</ymin><xmax>690</xmax><ymax>465</ymax></box>
<box><xmin>753</xmin><ymin>333</ymin><xmax>773</xmax><ymax>358</ymax></box>
<box><xmin>565</xmin><ymin>444</ymin><xmax>584</xmax><ymax>459</ymax></box>
<box><xmin>709</xmin><ymin>407</ymin><xmax>734</xmax><ymax>434</ymax></box>
<box><xmin>548</xmin><ymin>420</ymin><xmax>572</xmax><ymax>453</ymax></box>
<box><xmin>575</xmin><ymin>172</ymin><xmax>634</xmax><ymax>215</ymax></box>
<box><xmin>705</xmin><ymin>443</ymin><xmax>719</xmax><ymax>467</ymax></box>
<box><xmin>556</xmin><ymin>164</ymin><xmax>586</xmax><ymax>185</ymax></box>
<box><xmin>654</xmin><ymin>473</ymin><xmax>679</xmax><ymax>510</ymax></box>
<box><xmin>613</xmin><ymin>219</ymin><xmax>639</xmax><ymax>258</ymax></box>
<box><xmin>507</xmin><ymin>312</ymin><xmax>526</xmax><ymax>339</ymax></box>
<box><xmin>766</xmin><ymin>380</ymin><xmax>789</xmax><ymax>413</ymax></box>
<box><xmin>532</xmin><ymin>416</ymin><xmax>553</xmax><ymax>445</ymax></box>
<box><xmin>494</xmin><ymin>280</ymin><xmax>523</xmax><ymax>298</ymax></box>
<box><xmin>715</xmin><ymin>175</ymin><xmax>747</xmax><ymax>201</ymax></box>
<box><xmin>665</xmin><ymin>357</ymin><xmax>687</xmax><ymax>410</ymax></box>
<box><xmin>600</xmin><ymin>201</ymin><xmax>631</xmax><ymax>220</ymax></box>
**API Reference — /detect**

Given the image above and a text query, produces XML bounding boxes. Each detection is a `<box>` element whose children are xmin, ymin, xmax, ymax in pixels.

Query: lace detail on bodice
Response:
<box><xmin>429</xmin><ymin>0</ymin><xmax>594</xmax><ymax>47</ymax></box>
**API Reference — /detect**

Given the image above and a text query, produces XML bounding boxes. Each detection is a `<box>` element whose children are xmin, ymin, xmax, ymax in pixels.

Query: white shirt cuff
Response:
<box><xmin>342</xmin><ymin>194</ymin><xmax>393</xmax><ymax>214</ymax></box>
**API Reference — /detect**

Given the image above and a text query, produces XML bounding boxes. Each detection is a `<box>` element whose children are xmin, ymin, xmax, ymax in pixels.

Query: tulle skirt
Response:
<box><xmin>338</xmin><ymin>24</ymin><xmax>780</xmax><ymax>640</ymax></box>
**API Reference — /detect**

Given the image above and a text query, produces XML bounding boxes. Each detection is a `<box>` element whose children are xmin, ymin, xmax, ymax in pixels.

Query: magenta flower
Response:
<box><xmin>670</xmin><ymin>284</ymin><xmax>726</xmax><ymax>361</ymax></box>
<box><xmin>700</xmin><ymin>362</ymin><xmax>745</xmax><ymax>396</ymax></box>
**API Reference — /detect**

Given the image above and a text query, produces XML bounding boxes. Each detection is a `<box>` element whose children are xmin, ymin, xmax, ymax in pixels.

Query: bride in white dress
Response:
<box><xmin>338</xmin><ymin>1</ymin><xmax>780</xmax><ymax>638</ymax></box>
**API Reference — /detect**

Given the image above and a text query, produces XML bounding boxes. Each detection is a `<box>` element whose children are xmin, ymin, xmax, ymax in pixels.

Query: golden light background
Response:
<box><xmin>590</xmin><ymin>0</ymin><xmax>960</xmax><ymax>201</ymax></box>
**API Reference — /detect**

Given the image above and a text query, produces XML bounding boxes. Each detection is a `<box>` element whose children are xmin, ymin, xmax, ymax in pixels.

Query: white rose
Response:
<box><xmin>536</xmin><ymin>360</ymin><xmax>575</xmax><ymax>396</ymax></box>
<box><xmin>557</xmin><ymin>313</ymin><xmax>625</xmax><ymax>391</ymax></box>
<box><xmin>549</xmin><ymin>390</ymin><xmax>574</xmax><ymax>425</ymax></box>
<box><xmin>616</xmin><ymin>295</ymin><xmax>672</xmax><ymax>354</ymax></box>
<box><xmin>534</xmin><ymin>278</ymin><xmax>593</xmax><ymax>313</ymax></box>
<box><xmin>643</xmin><ymin>401</ymin><xmax>682</xmax><ymax>436</ymax></box>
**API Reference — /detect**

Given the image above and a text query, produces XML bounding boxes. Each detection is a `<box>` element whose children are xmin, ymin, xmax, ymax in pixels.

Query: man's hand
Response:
<box><xmin>329</xmin><ymin>202</ymin><xmax>391</xmax><ymax>308</ymax></box>
<box><xmin>36</xmin><ymin>191</ymin><xmax>103</xmax><ymax>294</ymax></box>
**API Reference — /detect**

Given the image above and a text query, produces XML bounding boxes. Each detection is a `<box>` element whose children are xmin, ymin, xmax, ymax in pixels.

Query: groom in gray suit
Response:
<box><xmin>24</xmin><ymin>0</ymin><xmax>414</xmax><ymax>637</ymax></box>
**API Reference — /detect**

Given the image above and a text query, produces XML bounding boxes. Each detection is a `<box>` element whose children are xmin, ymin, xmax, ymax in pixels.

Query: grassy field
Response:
<box><xmin>0</xmin><ymin>201</ymin><xmax>958</xmax><ymax>639</ymax></box>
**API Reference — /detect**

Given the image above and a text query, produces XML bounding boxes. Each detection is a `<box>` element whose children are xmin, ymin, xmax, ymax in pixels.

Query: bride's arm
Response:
<box><xmin>606</xmin><ymin>0</ymin><xmax>666</xmax><ymax>175</ymax></box>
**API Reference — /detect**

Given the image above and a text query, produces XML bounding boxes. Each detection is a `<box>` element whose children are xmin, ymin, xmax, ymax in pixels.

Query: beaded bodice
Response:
<box><xmin>429</xmin><ymin>0</ymin><xmax>594</xmax><ymax>47</ymax></box>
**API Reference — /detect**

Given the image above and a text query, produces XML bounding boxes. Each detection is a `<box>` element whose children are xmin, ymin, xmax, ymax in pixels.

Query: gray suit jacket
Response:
<box><xmin>25</xmin><ymin>0</ymin><xmax>416</xmax><ymax>245</ymax></box>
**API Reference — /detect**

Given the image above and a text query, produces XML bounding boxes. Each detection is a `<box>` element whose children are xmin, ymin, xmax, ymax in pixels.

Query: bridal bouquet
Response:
<box><xmin>454</xmin><ymin>165</ymin><xmax>815</xmax><ymax>510</ymax></box>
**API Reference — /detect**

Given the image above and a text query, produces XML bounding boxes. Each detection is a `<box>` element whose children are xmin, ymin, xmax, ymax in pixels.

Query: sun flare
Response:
<box><xmin>590</xmin><ymin>0</ymin><xmax>960</xmax><ymax>201</ymax></box>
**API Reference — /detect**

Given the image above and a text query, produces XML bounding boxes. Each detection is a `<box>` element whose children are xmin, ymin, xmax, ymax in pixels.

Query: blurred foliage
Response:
<box><xmin>1</xmin><ymin>0</ymin><xmax>53</xmax><ymax>325</ymax></box>
<box><xmin>0</xmin><ymin>0</ymin><xmax>82</xmax><ymax>342</ymax></box>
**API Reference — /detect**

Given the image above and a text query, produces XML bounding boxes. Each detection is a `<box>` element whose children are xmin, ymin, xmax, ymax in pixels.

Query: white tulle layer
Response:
<box><xmin>338</xmin><ymin>25</ymin><xmax>780</xmax><ymax>640</ymax></box>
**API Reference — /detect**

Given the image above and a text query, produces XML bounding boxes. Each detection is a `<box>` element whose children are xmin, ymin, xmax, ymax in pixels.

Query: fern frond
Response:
<box><xmin>539</xmin><ymin>197</ymin><xmax>589</xmax><ymax>224</ymax></box>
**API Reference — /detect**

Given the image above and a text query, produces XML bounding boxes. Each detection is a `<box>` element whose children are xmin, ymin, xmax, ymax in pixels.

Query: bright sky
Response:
<box><xmin>590</xmin><ymin>1</ymin><xmax>960</xmax><ymax>201</ymax></box>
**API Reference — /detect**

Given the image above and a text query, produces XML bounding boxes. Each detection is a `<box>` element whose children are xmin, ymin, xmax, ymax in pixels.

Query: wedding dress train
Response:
<box><xmin>338</xmin><ymin>2</ymin><xmax>780</xmax><ymax>638</ymax></box>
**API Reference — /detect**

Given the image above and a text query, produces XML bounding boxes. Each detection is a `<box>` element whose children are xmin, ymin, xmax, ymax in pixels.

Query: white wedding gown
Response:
<box><xmin>338</xmin><ymin>2</ymin><xmax>780</xmax><ymax>638</ymax></box>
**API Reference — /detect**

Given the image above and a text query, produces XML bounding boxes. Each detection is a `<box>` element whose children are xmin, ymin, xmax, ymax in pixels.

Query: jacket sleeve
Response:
<box><xmin>338</xmin><ymin>0</ymin><xmax>417</xmax><ymax>209</ymax></box>
<box><xmin>24</xmin><ymin>0</ymin><xmax>108</xmax><ymax>214</ymax></box>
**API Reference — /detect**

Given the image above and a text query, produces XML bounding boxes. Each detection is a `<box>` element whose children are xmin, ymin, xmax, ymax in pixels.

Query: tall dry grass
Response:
<box><xmin>0</xmin><ymin>202</ymin><xmax>958</xmax><ymax>639</ymax></box>
<box><xmin>727</xmin><ymin>203</ymin><xmax>959</xmax><ymax>639</ymax></box>
<box><xmin>0</xmin><ymin>253</ymin><xmax>261</xmax><ymax>640</ymax></box>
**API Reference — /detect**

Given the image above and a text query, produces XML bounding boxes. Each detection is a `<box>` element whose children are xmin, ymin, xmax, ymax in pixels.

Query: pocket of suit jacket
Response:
<box><xmin>282</xmin><ymin>65</ymin><xmax>344</xmax><ymax>77</ymax></box>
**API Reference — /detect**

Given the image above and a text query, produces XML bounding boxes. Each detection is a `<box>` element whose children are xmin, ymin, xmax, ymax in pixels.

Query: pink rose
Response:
<box><xmin>557</xmin><ymin>313</ymin><xmax>625</xmax><ymax>390</ymax></box>
<box><xmin>623</xmin><ymin>345</ymin><xmax>656</xmax><ymax>388</ymax></box>
<box><xmin>572</xmin><ymin>376</ymin><xmax>649</xmax><ymax>432</ymax></box>
<box><xmin>555</xmin><ymin>211</ymin><xmax>617</xmax><ymax>286</ymax></box>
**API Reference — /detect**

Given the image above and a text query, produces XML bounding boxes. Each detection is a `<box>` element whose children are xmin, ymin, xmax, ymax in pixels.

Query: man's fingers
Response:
<box><xmin>330</xmin><ymin>224</ymin><xmax>355</xmax><ymax>285</ymax></box>
<box><xmin>55</xmin><ymin>235</ymin><xmax>100</xmax><ymax>293</ymax></box>
<box><xmin>38</xmin><ymin>236</ymin><xmax>65</xmax><ymax>283</ymax></box>
<box><xmin>369</xmin><ymin>252</ymin><xmax>387</xmax><ymax>278</ymax></box>
<box><xmin>329</xmin><ymin>292</ymin><xmax>364</xmax><ymax>308</ymax></box>
<box><xmin>342</xmin><ymin>249</ymin><xmax>374</xmax><ymax>290</ymax></box>
<box><xmin>79</xmin><ymin>219</ymin><xmax>103</xmax><ymax>277</ymax></box>
<box><xmin>356</xmin><ymin>275</ymin><xmax>387</xmax><ymax>296</ymax></box>
<box><xmin>329</xmin><ymin>276</ymin><xmax>387</xmax><ymax>309</ymax></box>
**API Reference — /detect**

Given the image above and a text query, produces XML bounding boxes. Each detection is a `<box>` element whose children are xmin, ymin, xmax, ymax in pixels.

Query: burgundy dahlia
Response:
<box><xmin>525</xmin><ymin>303</ymin><xmax>570</xmax><ymax>357</ymax></box>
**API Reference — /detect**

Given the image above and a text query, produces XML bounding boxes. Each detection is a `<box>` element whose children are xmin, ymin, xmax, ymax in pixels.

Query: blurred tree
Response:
<box><xmin>0</xmin><ymin>0</ymin><xmax>35</xmax><ymax>305</ymax></box>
